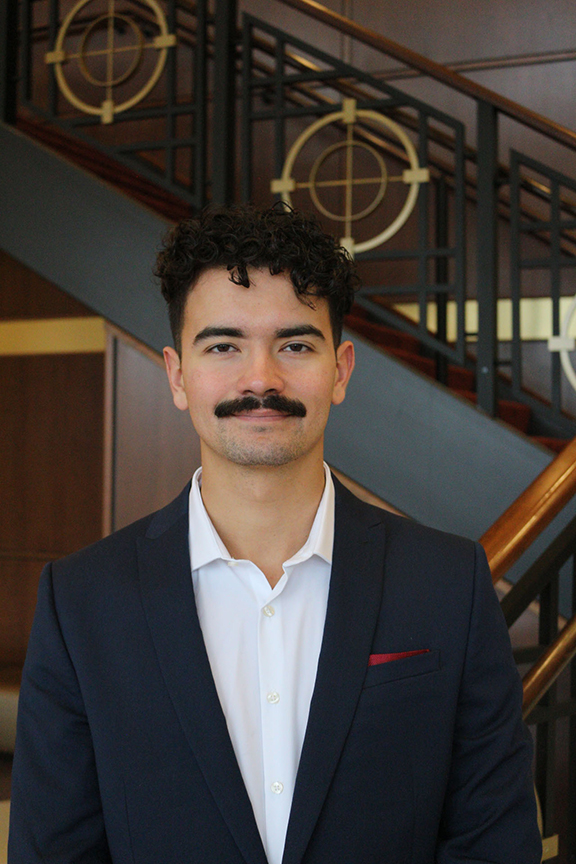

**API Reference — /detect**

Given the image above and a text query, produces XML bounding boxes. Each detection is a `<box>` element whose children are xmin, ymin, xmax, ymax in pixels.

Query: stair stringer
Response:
<box><xmin>0</xmin><ymin>122</ymin><xmax>172</xmax><ymax>351</ymax></box>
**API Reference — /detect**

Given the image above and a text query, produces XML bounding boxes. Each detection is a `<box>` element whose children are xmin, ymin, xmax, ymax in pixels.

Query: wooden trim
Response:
<box><xmin>276</xmin><ymin>0</ymin><xmax>576</xmax><ymax>152</ymax></box>
<box><xmin>105</xmin><ymin>321</ymin><xmax>166</xmax><ymax>368</ymax></box>
<box><xmin>523</xmin><ymin>614</ymin><xmax>576</xmax><ymax>719</ymax></box>
<box><xmin>0</xmin><ymin>317</ymin><xmax>105</xmax><ymax>355</ymax></box>
<box><xmin>102</xmin><ymin>329</ymin><xmax>117</xmax><ymax>538</ymax></box>
<box><xmin>481</xmin><ymin>437</ymin><xmax>576</xmax><ymax>584</ymax></box>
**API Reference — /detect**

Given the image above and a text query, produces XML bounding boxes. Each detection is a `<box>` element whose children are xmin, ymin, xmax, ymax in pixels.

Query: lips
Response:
<box><xmin>234</xmin><ymin>410</ymin><xmax>289</xmax><ymax>419</ymax></box>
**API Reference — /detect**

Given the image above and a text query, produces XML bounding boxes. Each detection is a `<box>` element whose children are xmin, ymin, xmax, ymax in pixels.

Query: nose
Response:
<box><xmin>238</xmin><ymin>349</ymin><xmax>284</xmax><ymax>396</ymax></box>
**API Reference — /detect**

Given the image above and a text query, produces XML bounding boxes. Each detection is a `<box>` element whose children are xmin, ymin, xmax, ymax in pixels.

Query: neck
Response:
<box><xmin>200</xmin><ymin>450</ymin><xmax>327</xmax><ymax>588</ymax></box>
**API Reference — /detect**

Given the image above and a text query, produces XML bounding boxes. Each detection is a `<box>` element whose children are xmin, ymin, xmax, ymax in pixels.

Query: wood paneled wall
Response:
<box><xmin>108</xmin><ymin>330</ymin><xmax>201</xmax><ymax>532</ymax></box>
<box><xmin>0</xmin><ymin>253</ymin><xmax>104</xmax><ymax>668</ymax></box>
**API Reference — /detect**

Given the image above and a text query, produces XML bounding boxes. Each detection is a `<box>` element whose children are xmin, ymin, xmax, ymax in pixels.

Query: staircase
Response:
<box><xmin>344</xmin><ymin>304</ymin><xmax>569</xmax><ymax>453</ymax></box>
<box><xmin>6</xmin><ymin>0</ymin><xmax>576</xmax><ymax>445</ymax></box>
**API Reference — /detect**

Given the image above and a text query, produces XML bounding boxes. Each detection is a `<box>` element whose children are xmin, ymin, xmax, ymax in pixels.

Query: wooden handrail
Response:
<box><xmin>481</xmin><ymin>437</ymin><xmax>576</xmax><ymax>584</ymax></box>
<box><xmin>275</xmin><ymin>0</ymin><xmax>576</xmax><ymax>152</ymax></box>
<box><xmin>523</xmin><ymin>614</ymin><xmax>576</xmax><ymax>719</ymax></box>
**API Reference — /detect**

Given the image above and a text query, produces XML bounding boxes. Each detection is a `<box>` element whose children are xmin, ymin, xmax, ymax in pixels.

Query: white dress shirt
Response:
<box><xmin>188</xmin><ymin>465</ymin><xmax>333</xmax><ymax>864</ymax></box>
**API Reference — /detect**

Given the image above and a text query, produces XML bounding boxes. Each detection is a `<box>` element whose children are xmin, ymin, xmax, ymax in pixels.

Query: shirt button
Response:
<box><xmin>227</xmin><ymin>560</ymin><xmax>238</xmax><ymax>567</ymax></box>
<box><xmin>263</xmin><ymin>605</ymin><xmax>275</xmax><ymax>617</ymax></box>
<box><xmin>267</xmin><ymin>691</ymin><xmax>280</xmax><ymax>704</ymax></box>
<box><xmin>271</xmin><ymin>781</ymin><xmax>284</xmax><ymax>794</ymax></box>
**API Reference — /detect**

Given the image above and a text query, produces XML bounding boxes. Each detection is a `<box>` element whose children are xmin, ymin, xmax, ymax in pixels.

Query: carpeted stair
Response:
<box><xmin>345</xmin><ymin>306</ymin><xmax>569</xmax><ymax>454</ymax></box>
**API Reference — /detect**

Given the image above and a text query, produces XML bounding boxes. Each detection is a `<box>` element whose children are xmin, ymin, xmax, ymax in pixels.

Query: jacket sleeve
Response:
<box><xmin>8</xmin><ymin>564</ymin><xmax>112</xmax><ymax>864</ymax></box>
<box><xmin>436</xmin><ymin>542</ymin><xmax>541</xmax><ymax>864</ymax></box>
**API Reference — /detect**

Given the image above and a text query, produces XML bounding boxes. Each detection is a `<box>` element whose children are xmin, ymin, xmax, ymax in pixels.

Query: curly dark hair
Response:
<box><xmin>155</xmin><ymin>204</ymin><xmax>359</xmax><ymax>353</ymax></box>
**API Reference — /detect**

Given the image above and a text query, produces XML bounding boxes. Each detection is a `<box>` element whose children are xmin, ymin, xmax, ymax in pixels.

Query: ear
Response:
<box><xmin>331</xmin><ymin>339</ymin><xmax>355</xmax><ymax>406</ymax></box>
<box><xmin>163</xmin><ymin>346</ymin><xmax>189</xmax><ymax>411</ymax></box>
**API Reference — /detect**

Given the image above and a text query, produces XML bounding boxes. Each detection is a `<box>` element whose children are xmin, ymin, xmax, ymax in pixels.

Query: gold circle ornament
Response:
<box><xmin>271</xmin><ymin>98</ymin><xmax>429</xmax><ymax>255</ymax></box>
<box><xmin>308</xmin><ymin>139</ymin><xmax>388</xmax><ymax>223</ymax></box>
<box><xmin>45</xmin><ymin>0</ymin><xmax>176</xmax><ymax>124</ymax></box>
<box><xmin>78</xmin><ymin>13</ymin><xmax>144</xmax><ymax>88</ymax></box>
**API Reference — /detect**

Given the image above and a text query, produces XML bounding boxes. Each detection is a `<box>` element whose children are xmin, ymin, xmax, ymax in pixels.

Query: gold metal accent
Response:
<box><xmin>44</xmin><ymin>0</ymin><xmax>176</xmax><ymax>124</ymax></box>
<box><xmin>78</xmin><ymin>13</ymin><xmax>144</xmax><ymax>87</ymax></box>
<box><xmin>0</xmin><ymin>317</ymin><xmax>106</xmax><ymax>355</ymax></box>
<box><xmin>271</xmin><ymin>103</ymin><xmax>429</xmax><ymax>255</ymax></box>
<box><xmin>271</xmin><ymin>177</ymin><xmax>296</xmax><ymax>193</ymax></box>
<box><xmin>341</xmin><ymin>97</ymin><xmax>357</xmax><ymax>124</ymax></box>
<box><xmin>402</xmin><ymin>167</ymin><xmax>430</xmax><ymax>184</ymax></box>
<box><xmin>548</xmin><ymin>291</ymin><xmax>576</xmax><ymax>394</ymax></box>
<box><xmin>308</xmin><ymin>139</ymin><xmax>388</xmax><ymax>223</ymax></box>
<box><xmin>153</xmin><ymin>33</ymin><xmax>177</xmax><ymax>48</ymax></box>
<box><xmin>101</xmin><ymin>98</ymin><xmax>114</xmax><ymax>124</ymax></box>
<box><xmin>45</xmin><ymin>49</ymin><xmax>66</xmax><ymax>64</ymax></box>
<box><xmin>542</xmin><ymin>834</ymin><xmax>559</xmax><ymax>860</ymax></box>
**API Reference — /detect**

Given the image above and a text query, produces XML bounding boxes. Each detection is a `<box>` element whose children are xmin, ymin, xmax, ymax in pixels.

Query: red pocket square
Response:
<box><xmin>368</xmin><ymin>649</ymin><xmax>430</xmax><ymax>666</ymax></box>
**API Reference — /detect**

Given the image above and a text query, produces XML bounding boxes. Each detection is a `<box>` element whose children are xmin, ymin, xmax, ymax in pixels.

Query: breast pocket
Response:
<box><xmin>362</xmin><ymin>648</ymin><xmax>440</xmax><ymax>688</ymax></box>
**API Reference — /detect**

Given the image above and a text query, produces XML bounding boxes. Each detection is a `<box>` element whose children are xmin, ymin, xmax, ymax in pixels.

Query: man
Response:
<box><xmin>9</xmin><ymin>205</ymin><xmax>540</xmax><ymax>863</ymax></box>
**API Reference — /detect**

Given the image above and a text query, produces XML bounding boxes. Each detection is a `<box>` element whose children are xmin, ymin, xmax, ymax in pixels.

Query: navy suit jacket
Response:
<box><xmin>9</xmin><ymin>478</ymin><xmax>541</xmax><ymax>864</ymax></box>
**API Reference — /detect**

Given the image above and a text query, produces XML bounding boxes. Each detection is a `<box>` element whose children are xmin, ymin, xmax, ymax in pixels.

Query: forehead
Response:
<box><xmin>183</xmin><ymin>267</ymin><xmax>330</xmax><ymax>329</ymax></box>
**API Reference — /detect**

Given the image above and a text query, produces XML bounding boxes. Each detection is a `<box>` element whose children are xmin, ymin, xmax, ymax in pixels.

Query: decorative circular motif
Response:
<box><xmin>78</xmin><ymin>14</ymin><xmax>144</xmax><ymax>87</ymax></box>
<box><xmin>271</xmin><ymin>99</ymin><xmax>429</xmax><ymax>256</ymax></box>
<box><xmin>549</xmin><ymin>294</ymin><xmax>576</xmax><ymax>392</ymax></box>
<box><xmin>45</xmin><ymin>0</ymin><xmax>176</xmax><ymax>124</ymax></box>
<box><xmin>308</xmin><ymin>139</ymin><xmax>388</xmax><ymax>223</ymax></box>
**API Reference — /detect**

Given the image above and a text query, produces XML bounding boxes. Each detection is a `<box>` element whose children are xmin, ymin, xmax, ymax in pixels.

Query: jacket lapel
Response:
<box><xmin>137</xmin><ymin>485</ymin><xmax>268</xmax><ymax>864</ymax></box>
<box><xmin>282</xmin><ymin>479</ymin><xmax>387</xmax><ymax>864</ymax></box>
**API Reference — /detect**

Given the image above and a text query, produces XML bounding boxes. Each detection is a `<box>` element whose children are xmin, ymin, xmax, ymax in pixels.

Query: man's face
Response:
<box><xmin>163</xmin><ymin>267</ymin><xmax>354</xmax><ymax>471</ymax></box>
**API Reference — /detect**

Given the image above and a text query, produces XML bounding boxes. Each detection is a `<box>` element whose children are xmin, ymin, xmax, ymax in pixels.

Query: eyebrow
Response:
<box><xmin>275</xmin><ymin>325</ymin><xmax>326</xmax><ymax>341</ymax></box>
<box><xmin>193</xmin><ymin>324</ymin><xmax>326</xmax><ymax>344</ymax></box>
<box><xmin>193</xmin><ymin>326</ymin><xmax>244</xmax><ymax>344</ymax></box>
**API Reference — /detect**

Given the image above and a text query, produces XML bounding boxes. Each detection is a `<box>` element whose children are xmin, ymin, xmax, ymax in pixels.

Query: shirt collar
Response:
<box><xmin>188</xmin><ymin>463</ymin><xmax>334</xmax><ymax>571</ymax></box>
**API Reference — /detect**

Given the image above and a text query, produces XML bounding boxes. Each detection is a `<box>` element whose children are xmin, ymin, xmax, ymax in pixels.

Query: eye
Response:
<box><xmin>206</xmin><ymin>343</ymin><xmax>237</xmax><ymax>354</ymax></box>
<box><xmin>282</xmin><ymin>342</ymin><xmax>311</xmax><ymax>353</ymax></box>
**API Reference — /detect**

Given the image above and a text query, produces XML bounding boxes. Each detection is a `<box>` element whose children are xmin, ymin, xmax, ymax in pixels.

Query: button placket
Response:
<box><xmin>259</xmin><ymin>594</ymin><xmax>291</xmax><ymax>840</ymax></box>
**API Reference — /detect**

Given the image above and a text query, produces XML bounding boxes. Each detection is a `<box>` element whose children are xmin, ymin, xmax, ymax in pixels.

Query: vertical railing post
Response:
<box><xmin>0</xmin><ymin>0</ymin><xmax>19</xmax><ymax>124</ymax></box>
<box><xmin>476</xmin><ymin>100</ymin><xmax>499</xmax><ymax>416</ymax></box>
<box><xmin>435</xmin><ymin>175</ymin><xmax>449</xmax><ymax>386</ymax></box>
<box><xmin>212</xmin><ymin>0</ymin><xmax>237</xmax><ymax>205</ymax></box>
<box><xmin>194</xmin><ymin>0</ymin><xmax>208</xmax><ymax>209</ymax></box>
<box><xmin>569</xmin><ymin>555</ymin><xmax>576</xmax><ymax>861</ymax></box>
<box><xmin>535</xmin><ymin>575</ymin><xmax>559</xmax><ymax>838</ymax></box>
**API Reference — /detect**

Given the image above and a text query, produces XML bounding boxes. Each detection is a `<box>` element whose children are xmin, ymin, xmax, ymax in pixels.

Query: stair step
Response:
<box><xmin>446</xmin><ymin>365</ymin><xmax>475</xmax><ymax>391</ymax></box>
<box><xmin>454</xmin><ymin>390</ymin><xmax>531</xmax><ymax>434</ymax></box>
<box><xmin>532</xmin><ymin>436</ymin><xmax>571</xmax><ymax>454</ymax></box>
<box><xmin>17</xmin><ymin>114</ymin><xmax>192</xmax><ymax>223</ymax></box>
<box><xmin>345</xmin><ymin>314</ymin><xmax>421</xmax><ymax>353</ymax></box>
<box><xmin>386</xmin><ymin>348</ymin><xmax>475</xmax><ymax>391</ymax></box>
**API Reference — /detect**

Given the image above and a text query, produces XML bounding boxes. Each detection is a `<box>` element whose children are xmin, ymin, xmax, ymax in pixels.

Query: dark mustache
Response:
<box><xmin>214</xmin><ymin>394</ymin><xmax>307</xmax><ymax>418</ymax></box>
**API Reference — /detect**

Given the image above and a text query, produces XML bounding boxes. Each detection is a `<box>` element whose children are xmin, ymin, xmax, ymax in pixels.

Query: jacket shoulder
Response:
<box><xmin>333</xmin><ymin>473</ymin><xmax>477</xmax><ymax>558</ymax></box>
<box><xmin>50</xmin><ymin>483</ymin><xmax>190</xmax><ymax>584</ymax></box>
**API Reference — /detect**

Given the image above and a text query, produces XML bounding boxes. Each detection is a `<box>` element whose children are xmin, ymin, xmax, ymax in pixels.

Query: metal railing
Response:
<box><xmin>13</xmin><ymin>0</ymin><xmax>209</xmax><ymax>210</ymax></box>
<box><xmin>479</xmin><ymin>438</ymin><xmax>576</xmax><ymax>859</ymax></box>
<box><xmin>498</xmin><ymin>521</ymin><xmax>576</xmax><ymax>858</ymax></box>
<box><xmin>240</xmin><ymin>1</ymin><xmax>576</xmax><ymax>435</ymax></box>
<box><xmin>240</xmin><ymin>14</ymin><xmax>468</xmax><ymax>368</ymax></box>
<box><xmin>4</xmin><ymin>0</ymin><xmax>576</xmax><ymax>435</ymax></box>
